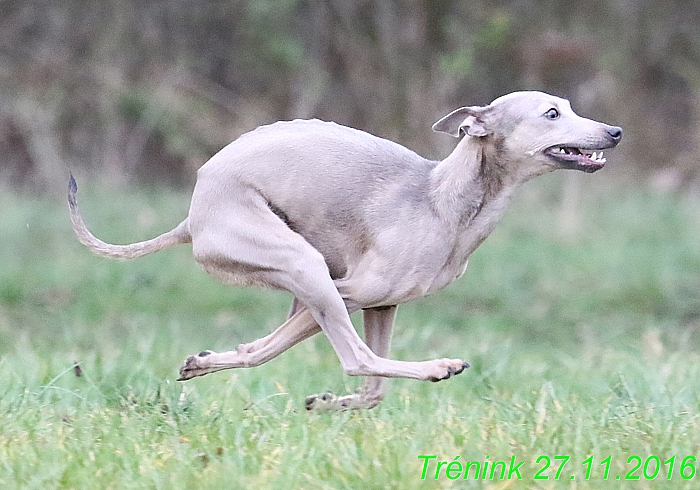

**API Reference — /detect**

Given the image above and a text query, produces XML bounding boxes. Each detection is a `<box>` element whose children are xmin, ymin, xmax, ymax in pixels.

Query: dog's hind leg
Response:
<box><xmin>305</xmin><ymin>305</ymin><xmax>396</xmax><ymax>411</ymax></box>
<box><xmin>178</xmin><ymin>307</ymin><xmax>321</xmax><ymax>380</ymax></box>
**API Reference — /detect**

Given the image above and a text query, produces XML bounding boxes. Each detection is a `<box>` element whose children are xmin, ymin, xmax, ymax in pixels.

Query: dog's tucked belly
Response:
<box><xmin>313</xmin><ymin>228</ymin><xmax>468</xmax><ymax>309</ymax></box>
<box><xmin>332</xmin><ymin>258</ymin><xmax>468</xmax><ymax>310</ymax></box>
<box><xmin>258</xmin><ymin>191</ymin><xmax>472</xmax><ymax>308</ymax></box>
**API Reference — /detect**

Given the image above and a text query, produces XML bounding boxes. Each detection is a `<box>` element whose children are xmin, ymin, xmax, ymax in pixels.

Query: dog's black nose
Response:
<box><xmin>607</xmin><ymin>126</ymin><xmax>622</xmax><ymax>144</ymax></box>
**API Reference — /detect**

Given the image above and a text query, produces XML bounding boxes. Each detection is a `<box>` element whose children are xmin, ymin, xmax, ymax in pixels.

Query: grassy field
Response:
<box><xmin>1</xmin><ymin>173</ymin><xmax>700</xmax><ymax>489</ymax></box>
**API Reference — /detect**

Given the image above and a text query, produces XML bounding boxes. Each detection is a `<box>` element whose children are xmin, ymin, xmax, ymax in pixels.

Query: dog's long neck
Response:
<box><xmin>430</xmin><ymin>135</ymin><xmax>514</xmax><ymax>227</ymax></box>
<box><xmin>428</xmin><ymin>135</ymin><xmax>519</xmax><ymax>278</ymax></box>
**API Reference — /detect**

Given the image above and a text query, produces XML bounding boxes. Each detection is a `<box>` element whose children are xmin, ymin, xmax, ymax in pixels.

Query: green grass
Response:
<box><xmin>1</xmin><ymin>173</ymin><xmax>700</xmax><ymax>488</ymax></box>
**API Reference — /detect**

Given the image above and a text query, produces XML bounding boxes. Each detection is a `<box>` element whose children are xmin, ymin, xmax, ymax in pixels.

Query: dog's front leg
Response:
<box><xmin>306</xmin><ymin>305</ymin><xmax>396</xmax><ymax>411</ymax></box>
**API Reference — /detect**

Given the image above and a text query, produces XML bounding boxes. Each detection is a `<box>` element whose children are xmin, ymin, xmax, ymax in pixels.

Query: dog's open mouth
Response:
<box><xmin>545</xmin><ymin>146</ymin><xmax>607</xmax><ymax>173</ymax></box>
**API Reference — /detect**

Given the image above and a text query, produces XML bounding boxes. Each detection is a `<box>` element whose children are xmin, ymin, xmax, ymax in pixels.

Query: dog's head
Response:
<box><xmin>433</xmin><ymin>91</ymin><xmax>622</xmax><ymax>179</ymax></box>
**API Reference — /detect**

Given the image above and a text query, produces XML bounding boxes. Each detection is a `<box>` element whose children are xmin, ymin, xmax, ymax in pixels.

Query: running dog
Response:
<box><xmin>69</xmin><ymin>91</ymin><xmax>622</xmax><ymax>410</ymax></box>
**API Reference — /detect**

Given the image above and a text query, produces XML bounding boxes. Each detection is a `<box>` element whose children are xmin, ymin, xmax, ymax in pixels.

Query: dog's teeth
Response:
<box><xmin>559</xmin><ymin>148</ymin><xmax>566</xmax><ymax>154</ymax></box>
<box><xmin>600</xmin><ymin>157</ymin><xmax>607</xmax><ymax>163</ymax></box>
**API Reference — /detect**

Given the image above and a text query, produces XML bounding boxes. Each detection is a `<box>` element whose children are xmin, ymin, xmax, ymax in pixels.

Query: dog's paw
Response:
<box><xmin>305</xmin><ymin>392</ymin><xmax>343</xmax><ymax>411</ymax></box>
<box><xmin>428</xmin><ymin>359</ymin><xmax>470</xmax><ymax>382</ymax></box>
<box><xmin>177</xmin><ymin>350</ymin><xmax>216</xmax><ymax>381</ymax></box>
<box><xmin>305</xmin><ymin>390</ymin><xmax>384</xmax><ymax>411</ymax></box>
<box><xmin>305</xmin><ymin>392</ymin><xmax>363</xmax><ymax>411</ymax></box>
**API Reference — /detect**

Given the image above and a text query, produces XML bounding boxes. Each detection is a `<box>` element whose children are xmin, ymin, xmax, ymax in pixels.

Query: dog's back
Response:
<box><xmin>191</xmin><ymin>119</ymin><xmax>439</xmax><ymax>280</ymax></box>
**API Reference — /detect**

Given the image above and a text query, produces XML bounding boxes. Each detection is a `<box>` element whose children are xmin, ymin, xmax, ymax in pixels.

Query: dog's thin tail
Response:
<box><xmin>68</xmin><ymin>174</ymin><xmax>191</xmax><ymax>260</ymax></box>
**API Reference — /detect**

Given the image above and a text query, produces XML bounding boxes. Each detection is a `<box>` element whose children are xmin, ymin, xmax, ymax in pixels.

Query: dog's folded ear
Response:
<box><xmin>432</xmin><ymin>106</ymin><xmax>493</xmax><ymax>138</ymax></box>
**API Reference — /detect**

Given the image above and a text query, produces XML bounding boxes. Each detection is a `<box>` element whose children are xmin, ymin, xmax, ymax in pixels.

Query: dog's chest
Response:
<box><xmin>427</xmin><ymin>191</ymin><xmax>515</xmax><ymax>295</ymax></box>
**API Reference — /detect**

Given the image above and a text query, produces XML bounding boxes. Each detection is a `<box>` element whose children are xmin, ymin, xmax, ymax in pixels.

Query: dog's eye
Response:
<box><xmin>544</xmin><ymin>108</ymin><xmax>560</xmax><ymax>120</ymax></box>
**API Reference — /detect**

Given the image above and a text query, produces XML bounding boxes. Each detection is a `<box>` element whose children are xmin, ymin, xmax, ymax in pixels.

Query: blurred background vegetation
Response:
<box><xmin>2</xmin><ymin>0</ymin><xmax>700</xmax><ymax>190</ymax></box>
<box><xmin>2</xmin><ymin>5</ymin><xmax>700</xmax><ymax>485</ymax></box>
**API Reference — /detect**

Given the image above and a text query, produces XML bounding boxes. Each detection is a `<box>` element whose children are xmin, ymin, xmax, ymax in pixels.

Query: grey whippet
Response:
<box><xmin>69</xmin><ymin>91</ymin><xmax>622</xmax><ymax>410</ymax></box>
